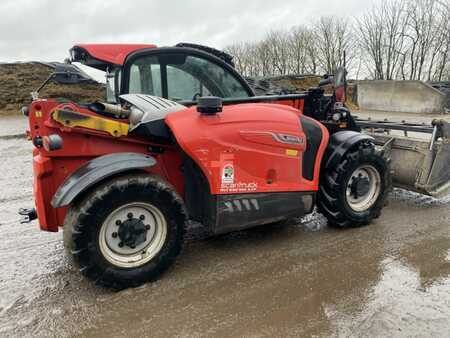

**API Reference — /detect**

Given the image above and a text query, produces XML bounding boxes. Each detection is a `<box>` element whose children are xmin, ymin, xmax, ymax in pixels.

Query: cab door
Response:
<box><xmin>121</xmin><ymin>48</ymin><xmax>254</xmax><ymax>101</ymax></box>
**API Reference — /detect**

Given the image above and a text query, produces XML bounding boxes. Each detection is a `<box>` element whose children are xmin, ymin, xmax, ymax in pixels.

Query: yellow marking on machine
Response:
<box><xmin>285</xmin><ymin>149</ymin><xmax>298</xmax><ymax>156</ymax></box>
<box><xmin>52</xmin><ymin>109</ymin><xmax>129</xmax><ymax>137</ymax></box>
<box><xmin>35</xmin><ymin>111</ymin><xmax>42</xmax><ymax>118</ymax></box>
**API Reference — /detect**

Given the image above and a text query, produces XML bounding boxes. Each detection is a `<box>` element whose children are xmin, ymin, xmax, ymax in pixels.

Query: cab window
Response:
<box><xmin>129</xmin><ymin>56</ymin><xmax>162</xmax><ymax>97</ymax></box>
<box><xmin>167</xmin><ymin>65</ymin><xmax>211</xmax><ymax>101</ymax></box>
<box><xmin>127</xmin><ymin>53</ymin><xmax>250</xmax><ymax>100</ymax></box>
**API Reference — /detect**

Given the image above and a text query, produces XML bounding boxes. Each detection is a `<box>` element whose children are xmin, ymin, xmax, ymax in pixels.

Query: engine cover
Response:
<box><xmin>166</xmin><ymin>103</ymin><xmax>329</xmax><ymax>195</ymax></box>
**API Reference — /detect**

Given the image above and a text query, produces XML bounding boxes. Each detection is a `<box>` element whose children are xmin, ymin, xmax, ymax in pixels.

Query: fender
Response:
<box><xmin>51</xmin><ymin>152</ymin><xmax>156</xmax><ymax>208</ymax></box>
<box><xmin>324</xmin><ymin>131</ymin><xmax>374</xmax><ymax>169</ymax></box>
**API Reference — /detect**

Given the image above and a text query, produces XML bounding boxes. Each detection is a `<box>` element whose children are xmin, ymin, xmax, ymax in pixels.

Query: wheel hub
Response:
<box><xmin>346</xmin><ymin>165</ymin><xmax>382</xmax><ymax>212</ymax></box>
<box><xmin>350</xmin><ymin>175</ymin><xmax>371</xmax><ymax>198</ymax></box>
<box><xmin>117</xmin><ymin>215</ymin><xmax>150</xmax><ymax>249</ymax></box>
<box><xmin>99</xmin><ymin>202</ymin><xmax>168</xmax><ymax>268</ymax></box>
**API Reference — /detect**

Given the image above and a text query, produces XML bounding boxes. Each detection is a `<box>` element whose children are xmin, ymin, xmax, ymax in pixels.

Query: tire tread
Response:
<box><xmin>317</xmin><ymin>141</ymin><xmax>391</xmax><ymax>228</ymax></box>
<box><xmin>63</xmin><ymin>173</ymin><xmax>187</xmax><ymax>289</ymax></box>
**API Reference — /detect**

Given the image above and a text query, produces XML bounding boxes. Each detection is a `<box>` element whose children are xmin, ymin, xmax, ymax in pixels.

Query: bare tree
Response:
<box><xmin>405</xmin><ymin>0</ymin><xmax>437</xmax><ymax>80</ymax></box>
<box><xmin>427</xmin><ymin>0</ymin><xmax>449</xmax><ymax>81</ymax></box>
<box><xmin>264</xmin><ymin>30</ymin><xmax>290</xmax><ymax>75</ymax></box>
<box><xmin>390</xmin><ymin>0</ymin><xmax>450</xmax><ymax>81</ymax></box>
<box><xmin>285</xmin><ymin>26</ymin><xmax>318</xmax><ymax>74</ymax></box>
<box><xmin>314</xmin><ymin>16</ymin><xmax>354</xmax><ymax>74</ymax></box>
<box><xmin>224</xmin><ymin>42</ymin><xmax>248</xmax><ymax>75</ymax></box>
<box><xmin>286</xmin><ymin>26</ymin><xmax>309</xmax><ymax>74</ymax></box>
<box><xmin>224</xmin><ymin>1</ymin><xmax>449</xmax><ymax>81</ymax></box>
<box><xmin>356</xmin><ymin>0</ymin><xmax>407</xmax><ymax>80</ymax></box>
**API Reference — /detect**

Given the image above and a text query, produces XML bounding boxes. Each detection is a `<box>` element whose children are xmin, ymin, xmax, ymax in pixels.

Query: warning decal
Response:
<box><xmin>221</xmin><ymin>163</ymin><xmax>234</xmax><ymax>184</ymax></box>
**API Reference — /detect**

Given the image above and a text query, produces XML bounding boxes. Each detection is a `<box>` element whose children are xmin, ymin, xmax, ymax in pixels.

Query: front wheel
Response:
<box><xmin>317</xmin><ymin>141</ymin><xmax>391</xmax><ymax>228</ymax></box>
<box><xmin>63</xmin><ymin>173</ymin><xmax>186</xmax><ymax>289</ymax></box>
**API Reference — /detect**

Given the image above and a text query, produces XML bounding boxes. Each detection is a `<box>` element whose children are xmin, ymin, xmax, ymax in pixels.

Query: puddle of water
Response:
<box><xmin>328</xmin><ymin>237</ymin><xmax>450</xmax><ymax>337</ymax></box>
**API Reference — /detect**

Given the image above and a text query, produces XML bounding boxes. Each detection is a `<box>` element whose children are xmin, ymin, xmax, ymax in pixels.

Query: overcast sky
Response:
<box><xmin>0</xmin><ymin>0</ymin><xmax>385</xmax><ymax>63</ymax></box>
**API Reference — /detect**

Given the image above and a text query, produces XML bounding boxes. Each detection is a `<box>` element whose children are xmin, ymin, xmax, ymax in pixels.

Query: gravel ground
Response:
<box><xmin>0</xmin><ymin>115</ymin><xmax>27</xmax><ymax>137</ymax></box>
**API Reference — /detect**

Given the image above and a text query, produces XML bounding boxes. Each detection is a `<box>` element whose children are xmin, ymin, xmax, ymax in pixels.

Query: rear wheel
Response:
<box><xmin>63</xmin><ymin>173</ymin><xmax>186</xmax><ymax>289</ymax></box>
<box><xmin>317</xmin><ymin>141</ymin><xmax>390</xmax><ymax>228</ymax></box>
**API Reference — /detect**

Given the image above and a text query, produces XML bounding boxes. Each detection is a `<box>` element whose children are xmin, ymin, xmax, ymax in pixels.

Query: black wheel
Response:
<box><xmin>317</xmin><ymin>141</ymin><xmax>391</xmax><ymax>228</ymax></box>
<box><xmin>63</xmin><ymin>173</ymin><xmax>187</xmax><ymax>289</ymax></box>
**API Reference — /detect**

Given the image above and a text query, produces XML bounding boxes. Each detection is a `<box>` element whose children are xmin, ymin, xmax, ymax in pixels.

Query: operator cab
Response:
<box><xmin>70</xmin><ymin>43</ymin><xmax>254</xmax><ymax>104</ymax></box>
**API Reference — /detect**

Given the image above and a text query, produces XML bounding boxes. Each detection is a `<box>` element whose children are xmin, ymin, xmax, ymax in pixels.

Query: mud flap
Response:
<box><xmin>51</xmin><ymin>153</ymin><xmax>156</xmax><ymax>208</ymax></box>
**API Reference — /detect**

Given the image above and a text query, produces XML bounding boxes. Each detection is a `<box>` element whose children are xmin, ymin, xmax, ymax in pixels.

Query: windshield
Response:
<box><xmin>128</xmin><ymin>53</ymin><xmax>250</xmax><ymax>101</ymax></box>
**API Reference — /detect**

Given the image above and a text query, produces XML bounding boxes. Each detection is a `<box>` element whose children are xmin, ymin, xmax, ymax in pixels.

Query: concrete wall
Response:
<box><xmin>357</xmin><ymin>80</ymin><xmax>446</xmax><ymax>114</ymax></box>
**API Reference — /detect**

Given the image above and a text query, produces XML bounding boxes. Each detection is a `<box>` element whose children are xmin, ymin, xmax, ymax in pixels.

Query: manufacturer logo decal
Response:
<box><xmin>274</xmin><ymin>133</ymin><xmax>304</xmax><ymax>145</ymax></box>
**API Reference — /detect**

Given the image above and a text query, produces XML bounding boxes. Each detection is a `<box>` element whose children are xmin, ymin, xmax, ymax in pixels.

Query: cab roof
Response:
<box><xmin>70</xmin><ymin>44</ymin><xmax>157</xmax><ymax>70</ymax></box>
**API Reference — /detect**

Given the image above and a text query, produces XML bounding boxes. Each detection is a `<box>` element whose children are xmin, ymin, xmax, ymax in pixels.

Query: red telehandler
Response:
<box><xmin>19</xmin><ymin>43</ymin><xmax>448</xmax><ymax>288</ymax></box>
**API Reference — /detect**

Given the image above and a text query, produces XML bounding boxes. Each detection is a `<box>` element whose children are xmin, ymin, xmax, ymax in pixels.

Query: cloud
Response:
<box><xmin>0</xmin><ymin>0</ymin><xmax>381</xmax><ymax>62</ymax></box>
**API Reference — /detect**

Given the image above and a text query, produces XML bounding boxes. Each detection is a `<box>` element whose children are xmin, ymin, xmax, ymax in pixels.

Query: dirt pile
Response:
<box><xmin>0</xmin><ymin>62</ymin><xmax>104</xmax><ymax>115</ymax></box>
<box><xmin>246</xmin><ymin>75</ymin><xmax>324</xmax><ymax>95</ymax></box>
<box><xmin>246</xmin><ymin>74</ymin><xmax>358</xmax><ymax>108</ymax></box>
<box><xmin>270</xmin><ymin>75</ymin><xmax>324</xmax><ymax>92</ymax></box>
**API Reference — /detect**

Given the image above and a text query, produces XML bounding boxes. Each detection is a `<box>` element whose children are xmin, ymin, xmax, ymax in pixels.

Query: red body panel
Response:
<box><xmin>273</xmin><ymin>98</ymin><xmax>304</xmax><ymax>112</ymax></box>
<box><xmin>166</xmin><ymin>103</ymin><xmax>329</xmax><ymax>195</ymax></box>
<box><xmin>74</xmin><ymin>44</ymin><xmax>157</xmax><ymax>65</ymax></box>
<box><xmin>28</xmin><ymin>100</ymin><xmax>184</xmax><ymax>232</ymax></box>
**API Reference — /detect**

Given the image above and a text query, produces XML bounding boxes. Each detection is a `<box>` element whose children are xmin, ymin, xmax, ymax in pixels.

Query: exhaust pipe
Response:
<box><xmin>89</xmin><ymin>102</ymin><xmax>130</xmax><ymax>118</ymax></box>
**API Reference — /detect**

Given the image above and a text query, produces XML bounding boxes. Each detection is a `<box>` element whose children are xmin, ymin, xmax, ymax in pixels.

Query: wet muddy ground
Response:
<box><xmin>0</xmin><ymin>124</ymin><xmax>449</xmax><ymax>337</ymax></box>
<box><xmin>0</xmin><ymin>115</ymin><xmax>26</xmax><ymax>137</ymax></box>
